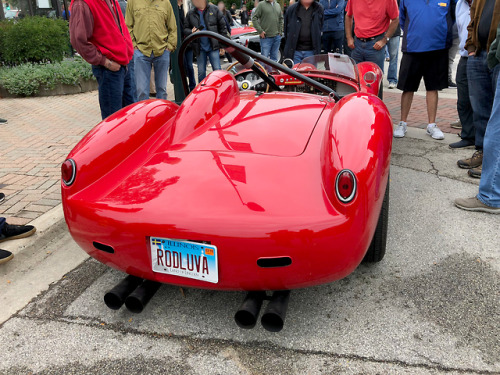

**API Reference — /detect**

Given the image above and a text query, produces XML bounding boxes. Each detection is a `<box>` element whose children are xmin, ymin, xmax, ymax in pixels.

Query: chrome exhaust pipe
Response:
<box><xmin>261</xmin><ymin>290</ymin><xmax>290</xmax><ymax>332</ymax></box>
<box><xmin>124</xmin><ymin>280</ymin><xmax>161</xmax><ymax>313</ymax></box>
<box><xmin>104</xmin><ymin>275</ymin><xmax>143</xmax><ymax>310</ymax></box>
<box><xmin>234</xmin><ymin>291</ymin><xmax>267</xmax><ymax>329</ymax></box>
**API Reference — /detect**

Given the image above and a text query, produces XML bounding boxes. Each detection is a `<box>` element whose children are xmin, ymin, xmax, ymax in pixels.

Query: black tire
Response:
<box><xmin>378</xmin><ymin>80</ymin><xmax>384</xmax><ymax>100</ymax></box>
<box><xmin>362</xmin><ymin>178</ymin><xmax>389</xmax><ymax>263</ymax></box>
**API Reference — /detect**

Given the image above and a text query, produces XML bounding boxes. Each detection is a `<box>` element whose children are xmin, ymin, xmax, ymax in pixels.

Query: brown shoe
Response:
<box><xmin>450</xmin><ymin>120</ymin><xmax>462</xmax><ymax>129</ymax></box>
<box><xmin>455</xmin><ymin>197</ymin><xmax>500</xmax><ymax>214</ymax></box>
<box><xmin>0</xmin><ymin>249</ymin><xmax>13</xmax><ymax>265</ymax></box>
<box><xmin>457</xmin><ymin>150</ymin><xmax>483</xmax><ymax>169</ymax></box>
<box><xmin>468</xmin><ymin>165</ymin><xmax>482</xmax><ymax>178</ymax></box>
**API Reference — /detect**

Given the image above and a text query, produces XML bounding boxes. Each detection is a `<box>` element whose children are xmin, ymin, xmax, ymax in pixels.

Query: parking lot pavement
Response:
<box><xmin>0</xmin><ymin>129</ymin><xmax>498</xmax><ymax>375</ymax></box>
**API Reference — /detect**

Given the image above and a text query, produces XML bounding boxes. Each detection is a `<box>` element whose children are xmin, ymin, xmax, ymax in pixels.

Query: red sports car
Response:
<box><xmin>61</xmin><ymin>32</ymin><xmax>392</xmax><ymax>332</ymax></box>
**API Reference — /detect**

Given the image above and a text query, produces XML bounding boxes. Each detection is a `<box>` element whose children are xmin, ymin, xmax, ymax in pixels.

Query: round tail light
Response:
<box><xmin>363</xmin><ymin>71</ymin><xmax>377</xmax><ymax>85</ymax></box>
<box><xmin>61</xmin><ymin>159</ymin><xmax>76</xmax><ymax>186</ymax></box>
<box><xmin>335</xmin><ymin>170</ymin><xmax>356</xmax><ymax>203</ymax></box>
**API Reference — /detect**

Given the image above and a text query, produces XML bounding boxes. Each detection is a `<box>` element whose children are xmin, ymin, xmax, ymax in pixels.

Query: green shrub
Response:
<box><xmin>0</xmin><ymin>16</ymin><xmax>71</xmax><ymax>65</ymax></box>
<box><xmin>0</xmin><ymin>58</ymin><xmax>95</xmax><ymax>96</ymax></box>
<box><xmin>0</xmin><ymin>19</ymin><xmax>14</xmax><ymax>64</ymax></box>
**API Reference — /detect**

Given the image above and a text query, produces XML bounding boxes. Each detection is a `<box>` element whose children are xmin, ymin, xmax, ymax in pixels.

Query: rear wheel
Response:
<box><xmin>362</xmin><ymin>178</ymin><xmax>389</xmax><ymax>263</ymax></box>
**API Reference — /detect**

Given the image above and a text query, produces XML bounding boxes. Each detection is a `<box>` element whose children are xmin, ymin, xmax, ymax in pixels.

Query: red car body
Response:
<box><xmin>62</xmin><ymin>56</ymin><xmax>392</xmax><ymax>292</ymax></box>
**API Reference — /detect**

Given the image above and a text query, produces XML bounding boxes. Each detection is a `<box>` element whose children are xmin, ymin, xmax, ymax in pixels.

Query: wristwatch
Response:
<box><xmin>386</xmin><ymin>37</ymin><xmax>390</xmax><ymax>43</ymax></box>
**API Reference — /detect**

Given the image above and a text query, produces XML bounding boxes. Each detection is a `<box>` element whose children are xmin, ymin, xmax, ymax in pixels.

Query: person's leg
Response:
<box><xmin>426</xmin><ymin>90</ymin><xmax>438</xmax><ymax>124</ymax></box>
<box><xmin>92</xmin><ymin>65</ymin><xmax>126</xmax><ymax>119</ymax></box>
<box><xmin>364</xmin><ymin>38</ymin><xmax>386</xmax><ymax>72</ymax></box>
<box><xmin>448</xmin><ymin>37</ymin><xmax>460</xmax><ymax>84</ymax></box>
<box><xmin>387</xmin><ymin>36</ymin><xmax>400</xmax><ymax>85</ymax></box>
<box><xmin>401</xmin><ymin>91</ymin><xmax>414</xmax><ymax>123</ymax></box>
<box><xmin>260</xmin><ymin>38</ymin><xmax>272</xmax><ymax>59</ymax></box>
<box><xmin>122</xmin><ymin>62</ymin><xmax>137</xmax><ymax>107</ymax></box>
<box><xmin>293</xmin><ymin>50</ymin><xmax>304</xmax><ymax>65</ymax></box>
<box><xmin>270</xmin><ymin>36</ymin><xmax>281</xmax><ymax>62</ymax></box>
<box><xmin>153</xmin><ymin>50</ymin><xmax>170</xmax><ymax>100</ymax></box>
<box><xmin>321</xmin><ymin>32</ymin><xmax>331</xmax><ymax>54</ymax></box>
<box><xmin>467</xmin><ymin>51</ymin><xmax>494</xmax><ymax>151</ymax></box>
<box><xmin>197</xmin><ymin>50</ymin><xmax>208</xmax><ymax>82</ymax></box>
<box><xmin>208</xmin><ymin>49</ymin><xmax>221</xmax><ymax>72</ymax></box>
<box><xmin>185</xmin><ymin>48</ymin><xmax>197</xmax><ymax>91</ymax></box>
<box><xmin>351</xmin><ymin>38</ymin><xmax>364</xmax><ymax>64</ymax></box>
<box><xmin>134</xmin><ymin>50</ymin><xmax>153</xmax><ymax>102</ymax></box>
<box><xmin>456</xmin><ymin>56</ymin><xmax>475</xmax><ymax>141</ymax></box>
<box><xmin>477</xmin><ymin>72</ymin><xmax>500</xmax><ymax>208</ymax></box>
<box><xmin>332</xmin><ymin>30</ymin><xmax>344</xmax><ymax>54</ymax></box>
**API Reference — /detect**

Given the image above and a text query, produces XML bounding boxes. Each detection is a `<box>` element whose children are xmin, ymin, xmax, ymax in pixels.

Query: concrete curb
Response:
<box><xmin>2</xmin><ymin>203</ymin><xmax>66</xmax><ymax>256</ymax></box>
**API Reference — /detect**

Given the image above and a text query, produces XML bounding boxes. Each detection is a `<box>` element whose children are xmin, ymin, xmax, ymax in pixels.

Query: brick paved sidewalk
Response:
<box><xmin>0</xmin><ymin>87</ymin><xmax>460</xmax><ymax>225</ymax></box>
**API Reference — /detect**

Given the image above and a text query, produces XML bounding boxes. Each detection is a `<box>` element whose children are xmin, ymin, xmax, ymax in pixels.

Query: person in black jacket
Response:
<box><xmin>184</xmin><ymin>0</ymin><xmax>228</xmax><ymax>82</ymax></box>
<box><xmin>284</xmin><ymin>0</ymin><xmax>324</xmax><ymax>64</ymax></box>
<box><xmin>178</xmin><ymin>0</ymin><xmax>196</xmax><ymax>91</ymax></box>
<box><xmin>240</xmin><ymin>5</ymin><xmax>249</xmax><ymax>25</ymax></box>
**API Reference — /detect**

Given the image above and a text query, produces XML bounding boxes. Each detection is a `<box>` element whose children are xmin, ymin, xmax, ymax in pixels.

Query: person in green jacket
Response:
<box><xmin>252</xmin><ymin>0</ymin><xmax>284</xmax><ymax>62</ymax></box>
<box><xmin>455</xmin><ymin>24</ymin><xmax>500</xmax><ymax>214</ymax></box>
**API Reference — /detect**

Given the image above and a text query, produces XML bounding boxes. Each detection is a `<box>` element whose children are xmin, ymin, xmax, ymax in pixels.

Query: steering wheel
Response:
<box><xmin>226</xmin><ymin>61</ymin><xmax>270</xmax><ymax>93</ymax></box>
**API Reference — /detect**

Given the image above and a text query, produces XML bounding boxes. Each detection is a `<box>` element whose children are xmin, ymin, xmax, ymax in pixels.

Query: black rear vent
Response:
<box><xmin>257</xmin><ymin>257</ymin><xmax>292</xmax><ymax>268</ymax></box>
<box><xmin>93</xmin><ymin>242</ymin><xmax>115</xmax><ymax>254</ymax></box>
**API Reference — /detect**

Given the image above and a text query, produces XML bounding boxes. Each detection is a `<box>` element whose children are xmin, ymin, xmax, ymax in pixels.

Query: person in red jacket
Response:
<box><xmin>69</xmin><ymin>0</ymin><xmax>134</xmax><ymax>119</ymax></box>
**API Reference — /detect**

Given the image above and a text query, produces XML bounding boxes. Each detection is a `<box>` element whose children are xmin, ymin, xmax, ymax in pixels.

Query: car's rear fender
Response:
<box><xmin>63</xmin><ymin>100</ymin><xmax>179</xmax><ymax>193</ymax></box>
<box><xmin>357</xmin><ymin>61</ymin><xmax>384</xmax><ymax>97</ymax></box>
<box><xmin>320</xmin><ymin>92</ymin><xmax>393</xmax><ymax>223</ymax></box>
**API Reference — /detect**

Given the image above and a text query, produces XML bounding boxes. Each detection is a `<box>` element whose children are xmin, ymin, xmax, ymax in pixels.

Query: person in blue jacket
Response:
<box><xmin>393</xmin><ymin>0</ymin><xmax>456</xmax><ymax>141</ymax></box>
<box><xmin>320</xmin><ymin>0</ymin><xmax>345</xmax><ymax>54</ymax></box>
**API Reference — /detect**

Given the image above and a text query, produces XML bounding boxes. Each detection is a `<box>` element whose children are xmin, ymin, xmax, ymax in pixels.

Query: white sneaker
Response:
<box><xmin>426</xmin><ymin>123</ymin><xmax>444</xmax><ymax>140</ymax></box>
<box><xmin>388</xmin><ymin>82</ymin><xmax>397</xmax><ymax>89</ymax></box>
<box><xmin>393</xmin><ymin>121</ymin><xmax>407</xmax><ymax>138</ymax></box>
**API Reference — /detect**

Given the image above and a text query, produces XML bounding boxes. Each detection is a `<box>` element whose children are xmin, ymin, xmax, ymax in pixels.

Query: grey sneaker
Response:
<box><xmin>388</xmin><ymin>82</ymin><xmax>397</xmax><ymax>89</ymax></box>
<box><xmin>394</xmin><ymin>121</ymin><xmax>407</xmax><ymax>138</ymax></box>
<box><xmin>426</xmin><ymin>123</ymin><xmax>444</xmax><ymax>140</ymax></box>
<box><xmin>455</xmin><ymin>197</ymin><xmax>500</xmax><ymax>214</ymax></box>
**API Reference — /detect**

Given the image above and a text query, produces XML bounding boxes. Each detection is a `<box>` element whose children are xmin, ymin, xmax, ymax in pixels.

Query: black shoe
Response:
<box><xmin>0</xmin><ymin>118</ymin><xmax>7</xmax><ymax>124</ymax></box>
<box><xmin>449</xmin><ymin>139</ymin><xmax>475</xmax><ymax>149</ymax></box>
<box><xmin>0</xmin><ymin>223</ymin><xmax>36</xmax><ymax>243</ymax></box>
<box><xmin>0</xmin><ymin>193</ymin><xmax>4</xmax><ymax>203</ymax></box>
<box><xmin>0</xmin><ymin>249</ymin><xmax>13</xmax><ymax>265</ymax></box>
<box><xmin>448</xmin><ymin>81</ymin><xmax>457</xmax><ymax>88</ymax></box>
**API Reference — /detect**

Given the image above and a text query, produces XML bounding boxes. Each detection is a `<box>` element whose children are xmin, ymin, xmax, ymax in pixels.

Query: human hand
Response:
<box><xmin>347</xmin><ymin>37</ymin><xmax>354</xmax><ymax>50</ymax></box>
<box><xmin>373</xmin><ymin>39</ymin><xmax>387</xmax><ymax>51</ymax></box>
<box><xmin>469</xmin><ymin>51</ymin><xmax>476</xmax><ymax>56</ymax></box>
<box><xmin>105</xmin><ymin>59</ymin><xmax>121</xmax><ymax>72</ymax></box>
<box><xmin>192</xmin><ymin>27</ymin><xmax>198</xmax><ymax>33</ymax></box>
<box><xmin>260</xmin><ymin>31</ymin><xmax>266</xmax><ymax>38</ymax></box>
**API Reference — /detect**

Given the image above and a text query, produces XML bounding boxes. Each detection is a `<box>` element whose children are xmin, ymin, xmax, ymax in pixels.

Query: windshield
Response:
<box><xmin>297</xmin><ymin>53</ymin><xmax>358</xmax><ymax>80</ymax></box>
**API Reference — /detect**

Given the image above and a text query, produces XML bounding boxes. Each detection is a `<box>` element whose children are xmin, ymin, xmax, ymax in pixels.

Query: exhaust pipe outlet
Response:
<box><xmin>234</xmin><ymin>291</ymin><xmax>267</xmax><ymax>329</ymax></box>
<box><xmin>124</xmin><ymin>280</ymin><xmax>161</xmax><ymax>313</ymax></box>
<box><xmin>104</xmin><ymin>275</ymin><xmax>143</xmax><ymax>310</ymax></box>
<box><xmin>261</xmin><ymin>290</ymin><xmax>290</xmax><ymax>332</ymax></box>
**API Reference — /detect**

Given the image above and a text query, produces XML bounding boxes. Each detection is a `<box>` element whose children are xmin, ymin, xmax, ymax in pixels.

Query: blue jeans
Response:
<box><xmin>92</xmin><ymin>65</ymin><xmax>128</xmax><ymax>120</ymax></box>
<box><xmin>293</xmin><ymin>50</ymin><xmax>314</xmax><ymax>65</ymax></box>
<box><xmin>197</xmin><ymin>49</ymin><xmax>221</xmax><ymax>82</ymax></box>
<box><xmin>352</xmin><ymin>36</ymin><xmax>385</xmax><ymax>73</ymax></box>
<box><xmin>260</xmin><ymin>35</ymin><xmax>281</xmax><ymax>62</ymax></box>
<box><xmin>478</xmin><ymin>71</ymin><xmax>500</xmax><ymax>208</ymax></box>
<box><xmin>386</xmin><ymin>36</ymin><xmax>400</xmax><ymax>84</ymax></box>
<box><xmin>134</xmin><ymin>49</ymin><xmax>170</xmax><ymax>101</ymax></box>
<box><xmin>185</xmin><ymin>48</ymin><xmax>196</xmax><ymax>91</ymax></box>
<box><xmin>321</xmin><ymin>30</ymin><xmax>344</xmax><ymax>54</ymax></box>
<box><xmin>456</xmin><ymin>56</ymin><xmax>474</xmax><ymax>142</ymax></box>
<box><xmin>124</xmin><ymin>60</ymin><xmax>137</xmax><ymax>106</ymax></box>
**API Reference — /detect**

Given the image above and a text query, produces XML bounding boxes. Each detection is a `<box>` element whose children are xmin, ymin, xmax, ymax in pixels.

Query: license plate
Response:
<box><xmin>150</xmin><ymin>237</ymin><xmax>218</xmax><ymax>283</ymax></box>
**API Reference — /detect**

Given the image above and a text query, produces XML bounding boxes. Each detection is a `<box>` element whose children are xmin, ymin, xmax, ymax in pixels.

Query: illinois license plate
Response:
<box><xmin>150</xmin><ymin>237</ymin><xmax>218</xmax><ymax>283</ymax></box>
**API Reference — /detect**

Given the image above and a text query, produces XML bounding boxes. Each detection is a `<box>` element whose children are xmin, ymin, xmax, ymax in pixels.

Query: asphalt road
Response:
<box><xmin>0</xmin><ymin>129</ymin><xmax>499</xmax><ymax>375</ymax></box>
